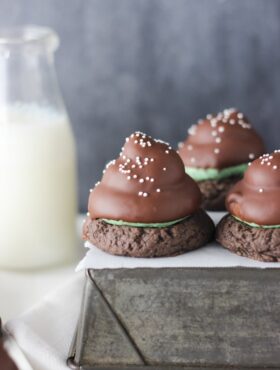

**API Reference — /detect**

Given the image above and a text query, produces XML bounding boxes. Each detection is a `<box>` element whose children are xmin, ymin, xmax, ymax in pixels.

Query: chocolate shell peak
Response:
<box><xmin>178</xmin><ymin>108</ymin><xmax>265</xmax><ymax>169</ymax></box>
<box><xmin>226</xmin><ymin>151</ymin><xmax>280</xmax><ymax>225</ymax></box>
<box><xmin>88</xmin><ymin>132</ymin><xmax>201</xmax><ymax>223</ymax></box>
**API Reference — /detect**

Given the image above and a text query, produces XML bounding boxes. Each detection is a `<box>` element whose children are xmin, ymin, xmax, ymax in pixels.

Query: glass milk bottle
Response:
<box><xmin>0</xmin><ymin>26</ymin><xmax>77</xmax><ymax>269</ymax></box>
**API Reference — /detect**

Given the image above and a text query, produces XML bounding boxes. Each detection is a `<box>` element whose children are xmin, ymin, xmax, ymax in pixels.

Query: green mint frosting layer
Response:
<box><xmin>102</xmin><ymin>216</ymin><xmax>189</xmax><ymax>228</ymax></box>
<box><xmin>185</xmin><ymin>163</ymin><xmax>248</xmax><ymax>182</ymax></box>
<box><xmin>233</xmin><ymin>216</ymin><xmax>280</xmax><ymax>229</ymax></box>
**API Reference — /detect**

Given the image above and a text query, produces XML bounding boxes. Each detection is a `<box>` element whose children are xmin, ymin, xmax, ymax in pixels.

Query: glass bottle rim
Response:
<box><xmin>0</xmin><ymin>25</ymin><xmax>59</xmax><ymax>51</ymax></box>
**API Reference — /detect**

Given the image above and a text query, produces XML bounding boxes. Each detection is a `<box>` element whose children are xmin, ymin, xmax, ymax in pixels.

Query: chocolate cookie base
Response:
<box><xmin>198</xmin><ymin>175</ymin><xmax>242</xmax><ymax>211</ymax></box>
<box><xmin>83</xmin><ymin>209</ymin><xmax>215</xmax><ymax>257</ymax></box>
<box><xmin>216</xmin><ymin>214</ymin><xmax>280</xmax><ymax>262</ymax></box>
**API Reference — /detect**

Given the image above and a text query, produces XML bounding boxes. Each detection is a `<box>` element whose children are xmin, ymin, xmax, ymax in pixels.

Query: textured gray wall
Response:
<box><xmin>1</xmin><ymin>0</ymin><xmax>279</xmax><ymax>211</ymax></box>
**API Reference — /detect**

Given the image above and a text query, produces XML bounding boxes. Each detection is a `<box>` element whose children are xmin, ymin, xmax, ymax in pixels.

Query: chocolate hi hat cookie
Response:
<box><xmin>178</xmin><ymin>108</ymin><xmax>265</xmax><ymax>211</ymax></box>
<box><xmin>216</xmin><ymin>151</ymin><xmax>280</xmax><ymax>262</ymax></box>
<box><xmin>83</xmin><ymin>132</ymin><xmax>215</xmax><ymax>257</ymax></box>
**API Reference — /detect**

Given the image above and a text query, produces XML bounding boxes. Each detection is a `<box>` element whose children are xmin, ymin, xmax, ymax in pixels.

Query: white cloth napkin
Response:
<box><xmin>5</xmin><ymin>273</ymin><xmax>84</xmax><ymax>370</ymax></box>
<box><xmin>77</xmin><ymin>212</ymin><xmax>280</xmax><ymax>270</ymax></box>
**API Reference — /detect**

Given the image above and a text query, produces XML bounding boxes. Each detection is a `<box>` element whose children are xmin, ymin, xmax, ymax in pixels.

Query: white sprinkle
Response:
<box><xmin>125</xmin><ymin>137</ymin><xmax>129</xmax><ymax>142</ymax></box>
<box><xmin>89</xmin><ymin>188</ymin><xmax>93</xmax><ymax>192</ymax></box>
<box><xmin>210</xmin><ymin>118</ymin><xmax>217</xmax><ymax>127</ymax></box>
<box><xmin>229</xmin><ymin>119</ymin><xmax>235</xmax><ymax>125</ymax></box>
<box><xmin>150</xmin><ymin>158</ymin><xmax>155</xmax><ymax>162</ymax></box>
<box><xmin>146</xmin><ymin>177</ymin><xmax>150</xmax><ymax>181</ymax></box>
<box><xmin>133</xmin><ymin>174</ymin><xmax>138</xmax><ymax>179</ymax></box>
<box><xmin>87</xmin><ymin>212</ymin><xmax>90</xmax><ymax>217</ymax></box>
<box><xmin>155</xmin><ymin>138</ymin><xmax>170</xmax><ymax>146</ymax></box>
<box><xmin>218</xmin><ymin>126</ymin><xmax>225</xmax><ymax>133</ymax></box>
<box><xmin>139</xmin><ymin>178</ymin><xmax>144</xmax><ymax>183</ymax></box>
<box><xmin>206</xmin><ymin>114</ymin><xmax>213</xmax><ymax>119</ymax></box>
<box><xmin>214</xmin><ymin>148</ymin><xmax>220</xmax><ymax>154</ymax></box>
<box><xmin>143</xmin><ymin>192</ymin><xmax>148</xmax><ymax>197</ymax></box>
<box><xmin>122</xmin><ymin>155</ymin><xmax>126</xmax><ymax>159</ymax></box>
<box><xmin>163</xmin><ymin>167</ymin><xmax>167</xmax><ymax>171</ymax></box>
<box><xmin>138</xmin><ymin>191</ymin><xmax>143</xmax><ymax>196</ymax></box>
<box><xmin>237</xmin><ymin>113</ymin><xmax>244</xmax><ymax>119</ymax></box>
<box><xmin>127</xmin><ymin>176</ymin><xmax>131</xmax><ymax>180</ymax></box>
<box><xmin>273</xmin><ymin>165</ymin><xmax>278</xmax><ymax>170</ymax></box>
<box><xmin>156</xmin><ymin>188</ymin><xmax>161</xmax><ymax>193</ymax></box>
<box><xmin>249</xmin><ymin>153</ymin><xmax>255</xmax><ymax>160</ymax></box>
<box><xmin>188</xmin><ymin>125</ymin><xmax>196</xmax><ymax>135</ymax></box>
<box><xmin>131</xmin><ymin>164</ymin><xmax>136</xmax><ymax>168</ymax></box>
<box><xmin>150</xmin><ymin>178</ymin><xmax>155</xmax><ymax>182</ymax></box>
<box><xmin>165</xmin><ymin>150</ymin><xmax>170</xmax><ymax>154</ymax></box>
<box><xmin>215</xmin><ymin>137</ymin><xmax>222</xmax><ymax>143</ymax></box>
<box><xmin>134</xmin><ymin>140</ymin><xmax>138</xmax><ymax>144</ymax></box>
<box><xmin>224</xmin><ymin>108</ymin><xmax>236</xmax><ymax>116</ymax></box>
<box><xmin>212</xmin><ymin>131</ymin><xmax>217</xmax><ymax>137</ymax></box>
<box><xmin>259</xmin><ymin>188</ymin><xmax>264</xmax><ymax>193</ymax></box>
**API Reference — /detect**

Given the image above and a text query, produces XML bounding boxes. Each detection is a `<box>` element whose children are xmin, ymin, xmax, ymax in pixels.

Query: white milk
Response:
<box><xmin>0</xmin><ymin>104</ymin><xmax>77</xmax><ymax>269</ymax></box>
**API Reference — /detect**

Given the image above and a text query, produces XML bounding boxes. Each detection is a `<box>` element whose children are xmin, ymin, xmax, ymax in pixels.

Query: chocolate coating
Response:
<box><xmin>178</xmin><ymin>108</ymin><xmax>265</xmax><ymax>169</ymax></box>
<box><xmin>88</xmin><ymin>132</ymin><xmax>201</xmax><ymax>222</ymax></box>
<box><xmin>226</xmin><ymin>151</ymin><xmax>280</xmax><ymax>225</ymax></box>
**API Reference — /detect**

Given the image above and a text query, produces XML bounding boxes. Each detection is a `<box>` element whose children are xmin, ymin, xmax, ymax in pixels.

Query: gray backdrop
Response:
<box><xmin>1</xmin><ymin>0</ymin><xmax>279</xmax><ymax>211</ymax></box>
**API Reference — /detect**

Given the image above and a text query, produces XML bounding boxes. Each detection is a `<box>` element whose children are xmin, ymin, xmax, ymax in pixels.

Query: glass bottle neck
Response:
<box><xmin>0</xmin><ymin>26</ymin><xmax>65</xmax><ymax>114</ymax></box>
